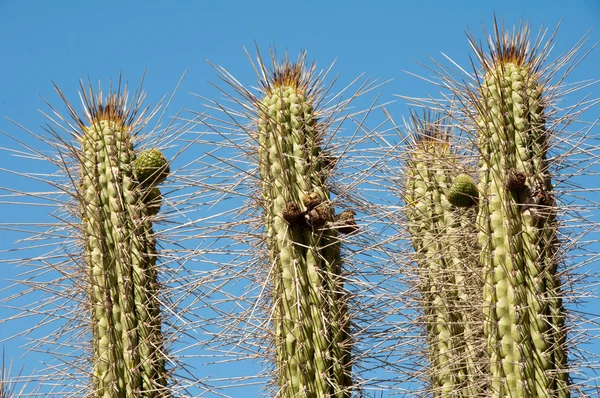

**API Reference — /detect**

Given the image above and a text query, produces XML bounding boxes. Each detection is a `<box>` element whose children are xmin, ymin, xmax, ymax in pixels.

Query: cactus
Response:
<box><xmin>0</xmin><ymin>76</ymin><xmax>221</xmax><ymax>396</ymax></box>
<box><xmin>78</xmin><ymin>91</ymin><xmax>169</xmax><ymax>396</ymax></box>
<box><xmin>2</xmin><ymin>17</ymin><xmax>600</xmax><ymax>398</ymax></box>
<box><xmin>187</xmin><ymin>49</ymin><xmax>415</xmax><ymax>397</ymax></box>
<box><xmin>257</xmin><ymin>57</ymin><xmax>351</xmax><ymax>397</ymax></box>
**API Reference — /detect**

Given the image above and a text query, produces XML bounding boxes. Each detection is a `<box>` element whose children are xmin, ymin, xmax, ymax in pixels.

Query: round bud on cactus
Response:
<box><xmin>303</xmin><ymin>191</ymin><xmax>322</xmax><ymax>211</ymax></box>
<box><xmin>448</xmin><ymin>174</ymin><xmax>478</xmax><ymax>207</ymax></box>
<box><xmin>506</xmin><ymin>169</ymin><xmax>527</xmax><ymax>191</ymax></box>
<box><xmin>134</xmin><ymin>148</ymin><xmax>170</xmax><ymax>187</ymax></box>
<box><xmin>334</xmin><ymin>210</ymin><xmax>359</xmax><ymax>235</ymax></box>
<box><xmin>282</xmin><ymin>202</ymin><xmax>303</xmax><ymax>225</ymax></box>
<box><xmin>306</xmin><ymin>203</ymin><xmax>331</xmax><ymax>229</ymax></box>
<box><xmin>144</xmin><ymin>187</ymin><xmax>163</xmax><ymax>216</ymax></box>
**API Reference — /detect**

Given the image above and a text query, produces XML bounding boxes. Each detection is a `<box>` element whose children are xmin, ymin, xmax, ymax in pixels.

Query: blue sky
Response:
<box><xmin>1</xmin><ymin>1</ymin><xmax>600</xmax><ymax>396</ymax></box>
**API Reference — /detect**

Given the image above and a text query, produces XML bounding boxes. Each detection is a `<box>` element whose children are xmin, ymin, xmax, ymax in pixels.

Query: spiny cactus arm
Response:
<box><xmin>321</xmin><ymin>230</ymin><xmax>352</xmax><ymax>397</ymax></box>
<box><xmin>0</xmin><ymin>72</ymin><xmax>214</xmax><ymax>395</ymax></box>
<box><xmin>260</xmin><ymin>106</ymin><xmax>314</xmax><ymax>396</ymax></box>
<box><xmin>134</xmin><ymin>222</ymin><xmax>167</xmax><ymax>393</ymax></box>
<box><xmin>523</xmin><ymin>68</ymin><xmax>570</xmax><ymax>397</ymax></box>
<box><xmin>446</xmin><ymin>175</ymin><xmax>483</xmax><ymax>391</ymax></box>
<box><xmin>435</xmin><ymin>172</ymin><xmax>485</xmax><ymax>396</ymax></box>
<box><xmin>82</xmin><ymin>120</ymin><xmax>144</xmax><ymax>396</ymax></box>
<box><xmin>450</xmin><ymin>205</ymin><xmax>487</xmax><ymax>392</ymax></box>
<box><xmin>477</xmin><ymin>76</ymin><xmax>534</xmax><ymax>398</ymax></box>
<box><xmin>403</xmin><ymin>112</ymin><xmax>486</xmax><ymax>397</ymax></box>
<box><xmin>260</xmin><ymin>92</ymin><xmax>329</xmax><ymax>396</ymax></box>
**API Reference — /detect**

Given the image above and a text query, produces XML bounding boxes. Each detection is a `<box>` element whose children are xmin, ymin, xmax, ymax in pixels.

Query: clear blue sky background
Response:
<box><xmin>1</xmin><ymin>1</ymin><xmax>600</xmax><ymax>397</ymax></box>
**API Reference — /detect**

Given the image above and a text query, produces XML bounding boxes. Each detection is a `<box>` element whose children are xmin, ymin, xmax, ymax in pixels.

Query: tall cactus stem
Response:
<box><xmin>474</xmin><ymin>26</ymin><xmax>569</xmax><ymax>397</ymax></box>
<box><xmin>404</xmin><ymin>113</ymin><xmax>484</xmax><ymax>397</ymax></box>
<box><xmin>257</xmin><ymin>56</ymin><xmax>352</xmax><ymax>397</ymax></box>
<box><xmin>75</xmin><ymin>85</ymin><xmax>169</xmax><ymax>397</ymax></box>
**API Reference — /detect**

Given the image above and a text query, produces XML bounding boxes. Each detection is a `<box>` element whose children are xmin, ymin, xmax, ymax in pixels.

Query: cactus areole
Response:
<box><xmin>257</xmin><ymin>60</ymin><xmax>352</xmax><ymax>397</ymax></box>
<box><xmin>78</xmin><ymin>94</ymin><xmax>168</xmax><ymax>397</ymax></box>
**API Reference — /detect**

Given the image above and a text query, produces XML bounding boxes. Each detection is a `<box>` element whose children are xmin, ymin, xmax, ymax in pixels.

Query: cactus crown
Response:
<box><xmin>189</xmin><ymin>47</ymin><xmax>403</xmax><ymax>396</ymax></box>
<box><xmin>408</xmin><ymin>110</ymin><xmax>452</xmax><ymax>154</ymax></box>
<box><xmin>55</xmin><ymin>77</ymin><xmax>148</xmax><ymax>137</ymax></box>
<box><xmin>471</xmin><ymin>18</ymin><xmax>549</xmax><ymax>75</ymax></box>
<box><xmin>259</xmin><ymin>51</ymin><xmax>314</xmax><ymax>97</ymax></box>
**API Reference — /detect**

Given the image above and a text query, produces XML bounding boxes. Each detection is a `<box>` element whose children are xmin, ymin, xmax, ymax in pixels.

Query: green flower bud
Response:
<box><xmin>134</xmin><ymin>148</ymin><xmax>170</xmax><ymax>186</ymax></box>
<box><xmin>448</xmin><ymin>174</ymin><xmax>478</xmax><ymax>207</ymax></box>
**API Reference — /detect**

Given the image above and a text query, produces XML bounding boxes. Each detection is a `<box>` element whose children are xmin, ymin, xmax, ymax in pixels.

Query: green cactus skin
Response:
<box><xmin>257</xmin><ymin>63</ymin><xmax>351</xmax><ymax>397</ymax></box>
<box><xmin>476</xmin><ymin>51</ymin><xmax>568</xmax><ymax>397</ymax></box>
<box><xmin>79</xmin><ymin>102</ymin><xmax>168</xmax><ymax>397</ymax></box>
<box><xmin>404</xmin><ymin>119</ymin><xmax>485</xmax><ymax>397</ymax></box>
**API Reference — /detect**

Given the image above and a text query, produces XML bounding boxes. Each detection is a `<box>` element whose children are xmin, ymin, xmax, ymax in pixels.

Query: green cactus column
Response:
<box><xmin>404</xmin><ymin>116</ymin><xmax>484</xmax><ymax>397</ymax></box>
<box><xmin>476</xmin><ymin>43</ymin><xmax>569</xmax><ymax>397</ymax></box>
<box><xmin>79</xmin><ymin>97</ymin><xmax>169</xmax><ymax>397</ymax></box>
<box><xmin>257</xmin><ymin>62</ymin><xmax>351</xmax><ymax>397</ymax></box>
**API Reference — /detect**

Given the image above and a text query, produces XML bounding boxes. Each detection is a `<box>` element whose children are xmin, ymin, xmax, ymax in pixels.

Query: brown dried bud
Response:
<box><xmin>306</xmin><ymin>203</ymin><xmax>331</xmax><ymax>229</ymax></box>
<box><xmin>506</xmin><ymin>170</ymin><xmax>527</xmax><ymax>190</ymax></box>
<box><xmin>334</xmin><ymin>210</ymin><xmax>359</xmax><ymax>235</ymax></box>
<box><xmin>303</xmin><ymin>191</ymin><xmax>322</xmax><ymax>210</ymax></box>
<box><xmin>282</xmin><ymin>202</ymin><xmax>303</xmax><ymax>225</ymax></box>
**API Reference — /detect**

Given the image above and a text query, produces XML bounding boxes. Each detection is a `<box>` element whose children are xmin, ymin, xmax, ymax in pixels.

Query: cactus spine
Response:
<box><xmin>78</xmin><ymin>90</ymin><xmax>169</xmax><ymax>397</ymax></box>
<box><xmin>404</xmin><ymin>114</ymin><xmax>484</xmax><ymax>397</ymax></box>
<box><xmin>257</xmin><ymin>58</ymin><xmax>351</xmax><ymax>397</ymax></box>
<box><xmin>475</xmin><ymin>35</ymin><xmax>568</xmax><ymax>397</ymax></box>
